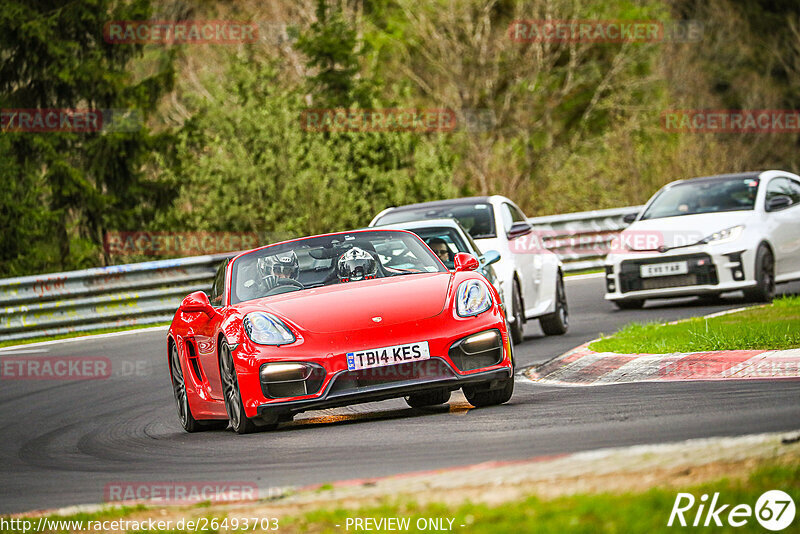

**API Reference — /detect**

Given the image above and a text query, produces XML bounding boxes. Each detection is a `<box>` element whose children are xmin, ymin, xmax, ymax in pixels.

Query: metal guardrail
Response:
<box><xmin>527</xmin><ymin>205</ymin><xmax>643</xmax><ymax>272</ymax></box>
<box><xmin>0</xmin><ymin>205</ymin><xmax>643</xmax><ymax>343</ymax></box>
<box><xmin>0</xmin><ymin>254</ymin><xmax>234</xmax><ymax>342</ymax></box>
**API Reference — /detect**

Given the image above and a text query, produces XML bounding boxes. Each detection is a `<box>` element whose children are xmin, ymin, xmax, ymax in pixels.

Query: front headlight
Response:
<box><xmin>701</xmin><ymin>225</ymin><xmax>744</xmax><ymax>246</ymax></box>
<box><xmin>456</xmin><ymin>279</ymin><xmax>492</xmax><ymax>317</ymax></box>
<box><xmin>243</xmin><ymin>312</ymin><xmax>296</xmax><ymax>345</ymax></box>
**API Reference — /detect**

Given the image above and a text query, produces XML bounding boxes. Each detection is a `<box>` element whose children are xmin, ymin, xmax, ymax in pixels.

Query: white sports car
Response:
<box><xmin>605</xmin><ymin>170</ymin><xmax>800</xmax><ymax>308</ymax></box>
<box><xmin>370</xmin><ymin>196</ymin><xmax>568</xmax><ymax>343</ymax></box>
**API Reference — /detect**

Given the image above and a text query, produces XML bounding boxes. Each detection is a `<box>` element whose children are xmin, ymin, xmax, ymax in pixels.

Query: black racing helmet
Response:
<box><xmin>258</xmin><ymin>250</ymin><xmax>299</xmax><ymax>280</ymax></box>
<box><xmin>337</xmin><ymin>247</ymin><xmax>378</xmax><ymax>282</ymax></box>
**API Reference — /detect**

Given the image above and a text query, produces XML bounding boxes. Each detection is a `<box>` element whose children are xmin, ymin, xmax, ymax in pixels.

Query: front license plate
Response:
<box><xmin>347</xmin><ymin>341</ymin><xmax>430</xmax><ymax>371</ymax></box>
<box><xmin>640</xmin><ymin>261</ymin><xmax>689</xmax><ymax>278</ymax></box>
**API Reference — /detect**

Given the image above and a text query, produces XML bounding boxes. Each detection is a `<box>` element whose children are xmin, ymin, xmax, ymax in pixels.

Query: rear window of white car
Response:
<box><xmin>641</xmin><ymin>177</ymin><xmax>760</xmax><ymax>220</ymax></box>
<box><xmin>376</xmin><ymin>203</ymin><xmax>496</xmax><ymax>239</ymax></box>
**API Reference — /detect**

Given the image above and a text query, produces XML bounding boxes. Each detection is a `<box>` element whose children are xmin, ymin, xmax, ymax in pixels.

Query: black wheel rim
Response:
<box><xmin>513</xmin><ymin>286</ymin><xmax>523</xmax><ymax>330</ymax></box>
<box><xmin>557</xmin><ymin>278</ymin><xmax>568</xmax><ymax>327</ymax></box>
<box><xmin>762</xmin><ymin>252</ymin><xmax>775</xmax><ymax>296</ymax></box>
<box><xmin>220</xmin><ymin>344</ymin><xmax>243</xmax><ymax>429</ymax></box>
<box><xmin>170</xmin><ymin>346</ymin><xmax>189</xmax><ymax>427</ymax></box>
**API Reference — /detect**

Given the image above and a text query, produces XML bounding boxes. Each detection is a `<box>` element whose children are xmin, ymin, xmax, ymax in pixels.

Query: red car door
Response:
<box><xmin>192</xmin><ymin>259</ymin><xmax>228</xmax><ymax>400</ymax></box>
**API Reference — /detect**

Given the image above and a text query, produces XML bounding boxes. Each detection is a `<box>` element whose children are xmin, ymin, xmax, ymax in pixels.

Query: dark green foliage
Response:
<box><xmin>0</xmin><ymin>0</ymin><xmax>175</xmax><ymax>275</ymax></box>
<box><xmin>3</xmin><ymin>0</ymin><xmax>800</xmax><ymax>275</ymax></box>
<box><xmin>152</xmin><ymin>52</ymin><xmax>457</xmax><ymax>241</ymax></box>
<box><xmin>295</xmin><ymin>0</ymin><xmax>374</xmax><ymax>107</ymax></box>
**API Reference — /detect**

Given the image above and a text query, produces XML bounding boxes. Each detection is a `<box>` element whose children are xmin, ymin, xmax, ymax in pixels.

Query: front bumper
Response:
<box><xmin>233</xmin><ymin>303</ymin><xmax>511</xmax><ymax>419</ymax></box>
<box><xmin>604</xmin><ymin>246</ymin><xmax>757</xmax><ymax>301</ymax></box>
<box><xmin>256</xmin><ymin>357</ymin><xmax>511</xmax><ymax>420</ymax></box>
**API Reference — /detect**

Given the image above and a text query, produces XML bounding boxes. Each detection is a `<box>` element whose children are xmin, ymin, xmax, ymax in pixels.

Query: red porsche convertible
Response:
<box><xmin>167</xmin><ymin>229</ymin><xmax>514</xmax><ymax>434</ymax></box>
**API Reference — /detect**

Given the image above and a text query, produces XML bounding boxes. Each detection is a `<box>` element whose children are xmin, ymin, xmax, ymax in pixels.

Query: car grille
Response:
<box><xmin>260</xmin><ymin>365</ymin><xmax>325</xmax><ymax>399</ymax></box>
<box><xmin>448</xmin><ymin>329</ymin><xmax>504</xmax><ymax>372</ymax></box>
<box><xmin>641</xmin><ymin>274</ymin><xmax>698</xmax><ymax>290</ymax></box>
<box><xmin>619</xmin><ymin>253</ymin><xmax>718</xmax><ymax>293</ymax></box>
<box><xmin>328</xmin><ymin>359</ymin><xmax>455</xmax><ymax>394</ymax></box>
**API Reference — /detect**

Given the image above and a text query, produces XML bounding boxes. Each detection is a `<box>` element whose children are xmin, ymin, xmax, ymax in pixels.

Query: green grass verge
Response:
<box><xmin>284</xmin><ymin>462</ymin><xmax>799</xmax><ymax>533</ymax></box>
<box><xmin>3</xmin><ymin>460</ymin><xmax>795</xmax><ymax>533</ymax></box>
<box><xmin>0</xmin><ymin>321</ymin><xmax>171</xmax><ymax>349</ymax></box>
<box><xmin>590</xmin><ymin>296</ymin><xmax>800</xmax><ymax>354</ymax></box>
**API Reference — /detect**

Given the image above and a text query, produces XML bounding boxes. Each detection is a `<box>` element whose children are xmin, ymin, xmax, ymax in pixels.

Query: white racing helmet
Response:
<box><xmin>337</xmin><ymin>247</ymin><xmax>378</xmax><ymax>282</ymax></box>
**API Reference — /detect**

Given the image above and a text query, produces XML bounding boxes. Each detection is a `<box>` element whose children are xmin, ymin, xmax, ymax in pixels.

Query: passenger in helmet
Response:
<box><xmin>337</xmin><ymin>247</ymin><xmax>378</xmax><ymax>282</ymax></box>
<box><xmin>257</xmin><ymin>250</ymin><xmax>302</xmax><ymax>293</ymax></box>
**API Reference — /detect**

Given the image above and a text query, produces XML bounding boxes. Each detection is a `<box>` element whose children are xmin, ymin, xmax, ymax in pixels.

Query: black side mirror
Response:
<box><xmin>766</xmin><ymin>195</ymin><xmax>792</xmax><ymax>212</ymax></box>
<box><xmin>507</xmin><ymin>221</ymin><xmax>533</xmax><ymax>240</ymax></box>
<box><xmin>622</xmin><ymin>212</ymin><xmax>639</xmax><ymax>224</ymax></box>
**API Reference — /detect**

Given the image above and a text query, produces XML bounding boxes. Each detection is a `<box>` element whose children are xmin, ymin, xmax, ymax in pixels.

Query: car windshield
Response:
<box><xmin>230</xmin><ymin>230</ymin><xmax>447</xmax><ymax>304</ymax></box>
<box><xmin>407</xmin><ymin>226</ymin><xmax>471</xmax><ymax>270</ymax></box>
<box><xmin>641</xmin><ymin>177</ymin><xmax>760</xmax><ymax>220</ymax></box>
<box><xmin>375</xmin><ymin>203</ymin><xmax>496</xmax><ymax>239</ymax></box>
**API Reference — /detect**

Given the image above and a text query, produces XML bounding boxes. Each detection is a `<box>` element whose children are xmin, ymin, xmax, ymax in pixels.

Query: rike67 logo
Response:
<box><xmin>668</xmin><ymin>490</ymin><xmax>795</xmax><ymax>530</ymax></box>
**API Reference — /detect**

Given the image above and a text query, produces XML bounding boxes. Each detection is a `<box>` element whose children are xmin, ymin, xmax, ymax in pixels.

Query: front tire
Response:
<box><xmin>405</xmin><ymin>389</ymin><xmax>451</xmax><ymax>408</ymax></box>
<box><xmin>509</xmin><ymin>280</ymin><xmax>525</xmax><ymax>345</ymax></box>
<box><xmin>744</xmin><ymin>245</ymin><xmax>776</xmax><ymax>303</ymax></box>
<box><xmin>539</xmin><ymin>274</ymin><xmax>568</xmax><ymax>335</ymax></box>
<box><xmin>463</xmin><ymin>376</ymin><xmax>514</xmax><ymax>407</ymax></box>
<box><xmin>169</xmin><ymin>344</ymin><xmax>226</xmax><ymax>432</ymax></box>
<box><xmin>220</xmin><ymin>341</ymin><xmax>258</xmax><ymax>434</ymax></box>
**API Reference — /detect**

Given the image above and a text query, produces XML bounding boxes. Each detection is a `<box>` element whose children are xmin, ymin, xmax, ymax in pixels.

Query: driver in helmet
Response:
<box><xmin>337</xmin><ymin>247</ymin><xmax>378</xmax><ymax>282</ymax></box>
<box><xmin>257</xmin><ymin>250</ymin><xmax>302</xmax><ymax>293</ymax></box>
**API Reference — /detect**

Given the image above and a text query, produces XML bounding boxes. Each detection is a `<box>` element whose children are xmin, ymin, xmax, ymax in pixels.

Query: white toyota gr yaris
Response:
<box><xmin>605</xmin><ymin>170</ymin><xmax>800</xmax><ymax>309</ymax></box>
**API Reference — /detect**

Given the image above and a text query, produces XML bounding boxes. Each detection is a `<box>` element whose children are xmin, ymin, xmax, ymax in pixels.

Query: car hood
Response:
<box><xmin>622</xmin><ymin>212</ymin><xmax>753</xmax><ymax>251</ymax></box>
<box><xmin>236</xmin><ymin>273</ymin><xmax>452</xmax><ymax>334</ymax></box>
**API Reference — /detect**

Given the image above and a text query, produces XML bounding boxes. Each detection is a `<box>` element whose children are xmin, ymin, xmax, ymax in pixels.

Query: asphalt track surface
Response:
<box><xmin>1</xmin><ymin>276</ymin><xmax>799</xmax><ymax>514</ymax></box>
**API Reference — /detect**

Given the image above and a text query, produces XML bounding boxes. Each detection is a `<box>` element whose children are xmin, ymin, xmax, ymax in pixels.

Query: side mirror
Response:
<box><xmin>622</xmin><ymin>212</ymin><xmax>639</xmax><ymax>224</ymax></box>
<box><xmin>454</xmin><ymin>252</ymin><xmax>480</xmax><ymax>272</ymax></box>
<box><xmin>507</xmin><ymin>221</ymin><xmax>533</xmax><ymax>240</ymax></box>
<box><xmin>766</xmin><ymin>195</ymin><xmax>792</xmax><ymax>212</ymax></box>
<box><xmin>180</xmin><ymin>291</ymin><xmax>216</xmax><ymax>316</ymax></box>
<box><xmin>479</xmin><ymin>250</ymin><xmax>501</xmax><ymax>267</ymax></box>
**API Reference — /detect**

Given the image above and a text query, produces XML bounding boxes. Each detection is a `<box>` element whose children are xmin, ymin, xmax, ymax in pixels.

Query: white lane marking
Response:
<box><xmin>702</xmin><ymin>305</ymin><xmax>763</xmax><ymax>319</ymax></box>
<box><xmin>0</xmin><ymin>326</ymin><xmax>169</xmax><ymax>351</ymax></box>
<box><xmin>565</xmin><ymin>272</ymin><xmax>604</xmax><ymax>281</ymax></box>
<box><xmin>0</xmin><ymin>348</ymin><xmax>50</xmax><ymax>354</ymax></box>
<box><xmin>514</xmin><ymin>375</ymin><xmax>542</xmax><ymax>386</ymax></box>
